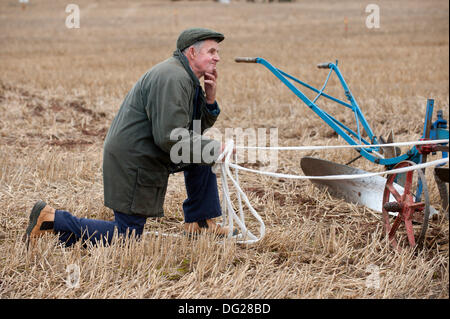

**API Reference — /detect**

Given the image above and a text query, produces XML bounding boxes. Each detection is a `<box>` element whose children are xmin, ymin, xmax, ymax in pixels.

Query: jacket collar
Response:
<box><xmin>173</xmin><ymin>49</ymin><xmax>200</xmax><ymax>87</ymax></box>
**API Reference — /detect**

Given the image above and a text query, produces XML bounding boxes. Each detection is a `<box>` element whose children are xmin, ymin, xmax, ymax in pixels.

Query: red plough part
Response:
<box><xmin>382</xmin><ymin>161</ymin><xmax>430</xmax><ymax>250</ymax></box>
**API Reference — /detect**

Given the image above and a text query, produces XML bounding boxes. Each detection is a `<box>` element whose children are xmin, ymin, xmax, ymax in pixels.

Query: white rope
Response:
<box><xmin>235</xmin><ymin>139</ymin><xmax>449</xmax><ymax>151</ymax></box>
<box><xmin>214</xmin><ymin>139</ymin><xmax>449</xmax><ymax>244</ymax></box>
<box><xmin>229</xmin><ymin>157</ymin><xmax>448</xmax><ymax>181</ymax></box>
<box><xmin>217</xmin><ymin>139</ymin><xmax>266</xmax><ymax>244</ymax></box>
<box><xmin>144</xmin><ymin>139</ymin><xmax>448</xmax><ymax>243</ymax></box>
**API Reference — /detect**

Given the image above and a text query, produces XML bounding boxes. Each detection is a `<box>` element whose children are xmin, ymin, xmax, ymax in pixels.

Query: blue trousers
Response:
<box><xmin>54</xmin><ymin>209</ymin><xmax>146</xmax><ymax>247</ymax></box>
<box><xmin>53</xmin><ymin>165</ymin><xmax>221</xmax><ymax>247</ymax></box>
<box><xmin>182</xmin><ymin>164</ymin><xmax>221</xmax><ymax>223</ymax></box>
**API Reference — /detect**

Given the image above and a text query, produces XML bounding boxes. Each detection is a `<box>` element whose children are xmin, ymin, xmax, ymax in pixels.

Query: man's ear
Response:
<box><xmin>188</xmin><ymin>46</ymin><xmax>196</xmax><ymax>59</ymax></box>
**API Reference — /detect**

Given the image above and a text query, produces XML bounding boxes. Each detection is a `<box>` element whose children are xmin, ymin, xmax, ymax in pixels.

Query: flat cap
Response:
<box><xmin>176</xmin><ymin>27</ymin><xmax>225</xmax><ymax>51</ymax></box>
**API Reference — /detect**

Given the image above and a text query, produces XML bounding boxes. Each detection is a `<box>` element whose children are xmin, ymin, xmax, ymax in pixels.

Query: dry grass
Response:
<box><xmin>0</xmin><ymin>0</ymin><xmax>448</xmax><ymax>298</ymax></box>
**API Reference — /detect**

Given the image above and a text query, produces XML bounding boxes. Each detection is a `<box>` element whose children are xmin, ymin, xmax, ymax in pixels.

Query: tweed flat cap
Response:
<box><xmin>176</xmin><ymin>28</ymin><xmax>224</xmax><ymax>51</ymax></box>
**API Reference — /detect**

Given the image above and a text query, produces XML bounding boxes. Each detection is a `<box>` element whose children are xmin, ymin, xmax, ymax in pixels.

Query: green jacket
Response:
<box><xmin>102</xmin><ymin>50</ymin><xmax>221</xmax><ymax>217</ymax></box>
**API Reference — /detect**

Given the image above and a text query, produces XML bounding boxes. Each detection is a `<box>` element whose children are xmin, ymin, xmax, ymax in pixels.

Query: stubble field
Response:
<box><xmin>0</xmin><ymin>0</ymin><xmax>448</xmax><ymax>298</ymax></box>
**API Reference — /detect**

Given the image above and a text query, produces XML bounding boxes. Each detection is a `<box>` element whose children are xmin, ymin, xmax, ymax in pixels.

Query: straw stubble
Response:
<box><xmin>0</xmin><ymin>0</ymin><xmax>448</xmax><ymax>298</ymax></box>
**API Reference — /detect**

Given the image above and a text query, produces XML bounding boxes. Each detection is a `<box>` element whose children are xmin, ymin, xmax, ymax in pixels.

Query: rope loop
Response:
<box><xmin>214</xmin><ymin>138</ymin><xmax>448</xmax><ymax>244</ymax></box>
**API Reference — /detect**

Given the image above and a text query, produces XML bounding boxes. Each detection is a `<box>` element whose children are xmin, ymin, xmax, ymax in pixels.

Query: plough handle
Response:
<box><xmin>235</xmin><ymin>57</ymin><xmax>258</xmax><ymax>63</ymax></box>
<box><xmin>317</xmin><ymin>62</ymin><xmax>332</xmax><ymax>69</ymax></box>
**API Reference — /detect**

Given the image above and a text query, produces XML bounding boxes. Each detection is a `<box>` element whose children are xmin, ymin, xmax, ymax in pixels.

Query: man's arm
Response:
<box><xmin>147</xmin><ymin>75</ymin><xmax>221</xmax><ymax>165</ymax></box>
<box><xmin>201</xmin><ymin>69</ymin><xmax>221</xmax><ymax>131</ymax></box>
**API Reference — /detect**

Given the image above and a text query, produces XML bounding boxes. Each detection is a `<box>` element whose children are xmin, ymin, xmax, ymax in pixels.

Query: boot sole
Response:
<box><xmin>23</xmin><ymin>200</ymin><xmax>47</xmax><ymax>244</ymax></box>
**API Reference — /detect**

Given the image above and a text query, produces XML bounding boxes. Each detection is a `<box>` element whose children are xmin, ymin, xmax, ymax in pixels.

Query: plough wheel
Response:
<box><xmin>382</xmin><ymin>161</ymin><xmax>430</xmax><ymax>250</ymax></box>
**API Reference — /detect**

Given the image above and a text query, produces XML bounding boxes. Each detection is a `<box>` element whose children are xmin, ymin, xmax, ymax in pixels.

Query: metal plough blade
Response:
<box><xmin>379</xmin><ymin>130</ymin><xmax>401</xmax><ymax>159</ymax></box>
<box><xmin>300</xmin><ymin>156</ymin><xmax>438</xmax><ymax>216</ymax></box>
<box><xmin>435</xmin><ymin>167</ymin><xmax>449</xmax><ymax>183</ymax></box>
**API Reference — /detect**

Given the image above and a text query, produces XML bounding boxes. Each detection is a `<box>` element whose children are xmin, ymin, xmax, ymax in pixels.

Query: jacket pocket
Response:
<box><xmin>131</xmin><ymin>168</ymin><xmax>168</xmax><ymax>216</ymax></box>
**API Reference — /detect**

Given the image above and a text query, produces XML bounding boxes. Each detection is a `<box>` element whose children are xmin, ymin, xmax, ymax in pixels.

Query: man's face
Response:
<box><xmin>189</xmin><ymin>39</ymin><xmax>220</xmax><ymax>78</ymax></box>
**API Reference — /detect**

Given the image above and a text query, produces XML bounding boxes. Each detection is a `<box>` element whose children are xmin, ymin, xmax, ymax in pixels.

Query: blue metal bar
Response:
<box><xmin>354</xmin><ymin>111</ymin><xmax>362</xmax><ymax>145</ymax></box>
<box><xmin>280</xmin><ymin>62</ymin><xmax>374</xmax><ymax>148</ymax></box>
<box><xmin>254</xmin><ymin>58</ymin><xmax>416</xmax><ymax>166</ymax></box>
<box><xmin>313</xmin><ymin>68</ymin><xmax>334</xmax><ymax>104</ymax></box>
<box><xmin>280</xmin><ymin>63</ymin><xmax>376</xmax><ymax>144</ymax></box>
<box><xmin>329</xmin><ymin>63</ymin><xmax>377</xmax><ymax>143</ymax></box>
<box><xmin>320</xmin><ymin>108</ymin><xmax>374</xmax><ymax>148</ymax></box>
<box><xmin>415</xmin><ymin>99</ymin><xmax>436</xmax><ymax>201</ymax></box>
<box><xmin>430</xmin><ymin>110</ymin><xmax>448</xmax><ymax>165</ymax></box>
<box><xmin>276</xmin><ymin>69</ymin><xmax>354</xmax><ymax>109</ymax></box>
